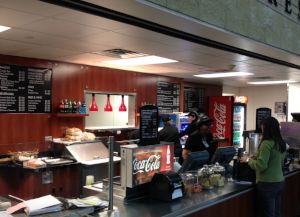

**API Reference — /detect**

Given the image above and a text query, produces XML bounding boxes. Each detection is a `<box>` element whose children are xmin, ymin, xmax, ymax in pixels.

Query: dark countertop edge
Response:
<box><xmin>284</xmin><ymin>168</ymin><xmax>300</xmax><ymax>178</ymax></box>
<box><xmin>170</xmin><ymin>169</ymin><xmax>300</xmax><ymax>217</ymax></box>
<box><xmin>0</xmin><ymin>162</ymin><xmax>79</xmax><ymax>172</ymax></box>
<box><xmin>164</xmin><ymin>187</ymin><xmax>254</xmax><ymax>217</ymax></box>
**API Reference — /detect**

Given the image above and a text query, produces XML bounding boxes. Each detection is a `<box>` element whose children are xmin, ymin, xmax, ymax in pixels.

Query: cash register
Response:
<box><xmin>149</xmin><ymin>171</ymin><xmax>184</xmax><ymax>202</ymax></box>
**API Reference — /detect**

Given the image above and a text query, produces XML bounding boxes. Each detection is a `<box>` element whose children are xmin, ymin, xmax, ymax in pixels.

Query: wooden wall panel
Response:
<box><xmin>0</xmin><ymin>54</ymin><xmax>222</xmax><ymax>154</ymax></box>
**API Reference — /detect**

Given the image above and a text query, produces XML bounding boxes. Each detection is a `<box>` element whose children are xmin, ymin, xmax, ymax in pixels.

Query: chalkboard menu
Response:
<box><xmin>157</xmin><ymin>81</ymin><xmax>180</xmax><ymax>113</ymax></box>
<box><xmin>184</xmin><ymin>87</ymin><xmax>204</xmax><ymax>112</ymax></box>
<box><xmin>139</xmin><ymin>105</ymin><xmax>159</xmax><ymax>146</ymax></box>
<box><xmin>256</xmin><ymin>107</ymin><xmax>272</xmax><ymax>132</ymax></box>
<box><xmin>0</xmin><ymin>64</ymin><xmax>52</xmax><ymax>113</ymax></box>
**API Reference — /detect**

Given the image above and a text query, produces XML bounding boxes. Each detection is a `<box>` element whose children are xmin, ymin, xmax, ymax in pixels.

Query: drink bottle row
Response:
<box><xmin>58</xmin><ymin>99</ymin><xmax>87</xmax><ymax>114</ymax></box>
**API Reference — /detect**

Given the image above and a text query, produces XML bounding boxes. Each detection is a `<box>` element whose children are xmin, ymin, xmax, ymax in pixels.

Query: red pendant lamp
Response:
<box><xmin>119</xmin><ymin>95</ymin><xmax>127</xmax><ymax>112</ymax></box>
<box><xmin>104</xmin><ymin>94</ymin><xmax>113</xmax><ymax>112</ymax></box>
<box><xmin>89</xmin><ymin>93</ymin><xmax>98</xmax><ymax>112</ymax></box>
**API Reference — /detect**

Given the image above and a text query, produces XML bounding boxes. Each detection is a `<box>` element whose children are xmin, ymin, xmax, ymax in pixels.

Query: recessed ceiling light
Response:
<box><xmin>102</xmin><ymin>55</ymin><xmax>178</xmax><ymax>66</ymax></box>
<box><xmin>194</xmin><ymin>72</ymin><xmax>253</xmax><ymax>78</ymax></box>
<box><xmin>248</xmin><ymin>80</ymin><xmax>297</xmax><ymax>85</ymax></box>
<box><xmin>0</xmin><ymin>25</ymin><xmax>11</xmax><ymax>33</ymax></box>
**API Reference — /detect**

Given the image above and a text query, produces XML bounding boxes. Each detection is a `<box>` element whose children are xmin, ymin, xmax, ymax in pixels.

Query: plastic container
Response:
<box><xmin>198</xmin><ymin>165</ymin><xmax>214</xmax><ymax>190</ymax></box>
<box><xmin>211</xmin><ymin>163</ymin><xmax>226</xmax><ymax>187</ymax></box>
<box><xmin>180</xmin><ymin>171</ymin><xmax>202</xmax><ymax>194</ymax></box>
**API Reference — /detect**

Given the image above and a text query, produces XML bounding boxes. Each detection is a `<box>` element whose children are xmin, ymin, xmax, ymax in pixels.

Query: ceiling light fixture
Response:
<box><xmin>0</xmin><ymin>25</ymin><xmax>11</xmax><ymax>33</ymax></box>
<box><xmin>248</xmin><ymin>80</ymin><xmax>297</xmax><ymax>85</ymax></box>
<box><xmin>89</xmin><ymin>93</ymin><xmax>98</xmax><ymax>112</ymax></box>
<box><xmin>103</xmin><ymin>55</ymin><xmax>178</xmax><ymax>66</ymax></box>
<box><xmin>119</xmin><ymin>95</ymin><xmax>127</xmax><ymax>112</ymax></box>
<box><xmin>194</xmin><ymin>72</ymin><xmax>253</xmax><ymax>78</ymax></box>
<box><xmin>104</xmin><ymin>94</ymin><xmax>113</xmax><ymax>112</ymax></box>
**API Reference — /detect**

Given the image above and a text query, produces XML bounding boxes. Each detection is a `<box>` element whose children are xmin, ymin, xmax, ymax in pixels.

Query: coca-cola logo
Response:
<box><xmin>132</xmin><ymin>154</ymin><xmax>161</xmax><ymax>175</ymax></box>
<box><xmin>213</xmin><ymin>102</ymin><xmax>226</xmax><ymax>138</ymax></box>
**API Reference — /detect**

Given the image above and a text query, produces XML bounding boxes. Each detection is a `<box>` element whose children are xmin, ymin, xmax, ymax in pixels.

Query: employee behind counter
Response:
<box><xmin>159</xmin><ymin>115</ymin><xmax>183</xmax><ymax>164</ymax></box>
<box><xmin>182</xmin><ymin>115</ymin><xmax>216</xmax><ymax>161</ymax></box>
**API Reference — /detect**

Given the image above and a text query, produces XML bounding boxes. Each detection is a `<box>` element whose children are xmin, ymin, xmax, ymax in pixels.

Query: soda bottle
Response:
<box><xmin>59</xmin><ymin>100</ymin><xmax>64</xmax><ymax>113</ymax></box>
<box><xmin>72</xmin><ymin>101</ymin><xmax>77</xmax><ymax>113</ymax></box>
<box><xmin>166</xmin><ymin>145</ymin><xmax>171</xmax><ymax>165</ymax></box>
<box><xmin>80</xmin><ymin>101</ymin><xmax>87</xmax><ymax>114</ymax></box>
<box><xmin>64</xmin><ymin>99</ymin><xmax>68</xmax><ymax>113</ymax></box>
<box><xmin>77</xmin><ymin>101</ymin><xmax>81</xmax><ymax>113</ymax></box>
<box><xmin>68</xmin><ymin>100</ymin><xmax>73</xmax><ymax>113</ymax></box>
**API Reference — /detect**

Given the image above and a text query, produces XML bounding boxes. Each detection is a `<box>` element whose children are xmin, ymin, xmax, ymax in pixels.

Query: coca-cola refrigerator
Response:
<box><xmin>209</xmin><ymin>96</ymin><xmax>248</xmax><ymax>148</ymax></box>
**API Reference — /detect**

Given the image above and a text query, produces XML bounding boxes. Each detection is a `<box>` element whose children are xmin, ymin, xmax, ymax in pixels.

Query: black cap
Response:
<box><xmin>162</xmin><ymin>116</ymin><xmax>171</xmax><ymax>123</ymax></box>
<box><xmin>186</xmin><ymin>111</ymin><xmax>198</xmax><ymax>118</ymax></box>
<box><xmin>197</xmin><ymin>115</ymin><xmax>213</xmax><ymax>127</ymax></box>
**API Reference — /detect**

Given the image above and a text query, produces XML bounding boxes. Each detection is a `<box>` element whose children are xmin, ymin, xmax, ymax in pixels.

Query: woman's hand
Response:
<box><xmin>240</xmin><ymin>156</ymin><xmax>250</xmax><ymax>163</ymax></box>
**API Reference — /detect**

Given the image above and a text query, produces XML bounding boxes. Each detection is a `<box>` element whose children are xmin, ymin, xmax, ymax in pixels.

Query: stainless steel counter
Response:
<box><xmin>92</xmin><ymin>182</ymin><xmax>254</xmax><ymax>217</ymax></box>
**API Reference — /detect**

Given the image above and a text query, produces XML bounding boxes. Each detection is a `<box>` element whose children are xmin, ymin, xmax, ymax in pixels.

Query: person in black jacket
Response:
<box><xmin>182</xmin><ymin>115</ymin><xmax>215</xmax><ymax>161</ymax></box>
<box><xmin>159</xmin><ymin>116</ymin><xmax>183</xmax><ymax>164</ymax></box>
<box><xmin>179</xmin><ymin>111</ymin><xmax>199</xmax><ymax>138</ymax></box>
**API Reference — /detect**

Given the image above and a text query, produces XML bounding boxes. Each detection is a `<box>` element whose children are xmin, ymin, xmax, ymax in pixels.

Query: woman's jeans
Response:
<box><xmin>257</xmin><ymin>181</ymin><xmax>284</xmax><ymax>217</ymax></box>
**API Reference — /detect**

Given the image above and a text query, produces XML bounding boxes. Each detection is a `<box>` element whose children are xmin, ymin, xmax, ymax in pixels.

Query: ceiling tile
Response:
<box><xmin>0</xmin><ymin>38</ymin><xmax>40</xmax><ymax>54</ymax></box>
<box><xmin>0</xmin><ymin>7</ymin><xmax>44</xmax><ymax>27</ymax></box>
<box><xmin>21</xmin><ymin>18</ymin><xmax>107</xmax><ymax>39</ymax></box>
<box><xmin>0</xmin><ymin>28</ymin><xmax>67</xmax><ymax>45</ymax></box>
<box><xmin>55</xmin><ymin>10</ymin><xmax>130</xmax><ymax>31</ymax></box>
<box><xmin>0</xmin><ymin>0</ymin><xmax>68</xmax><ymax>17</ymax></box>
<box><xmin>12</xmin><ymin>46</ymin><xmax>81</xmax><ymax>59</ymax></box>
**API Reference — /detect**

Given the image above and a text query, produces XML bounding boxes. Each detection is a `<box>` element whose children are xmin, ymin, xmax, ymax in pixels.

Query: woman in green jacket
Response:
<box><xmin>241</xmin><ymin>117</ymin><xmax>286</xmax><ymax>217</ymax></box>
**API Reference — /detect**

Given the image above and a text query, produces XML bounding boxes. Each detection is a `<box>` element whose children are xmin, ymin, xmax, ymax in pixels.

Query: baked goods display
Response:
<box><xmin>23</xmin><ymin>158</ymin><xmax>46</xmax><ymax>169</ymax></box>
<box><xmin>9</xmin><ymin>149</ymin><xmax>39</xmax><ymax>162</ymax></box>
<box><xmin>0</xmin><ymin>157</ymin><xmax>12</xmax><ymax>164</ymax></box>
<box><xmin>63</xmin><ymin>127</ymin><xmax>96</xmax><ymax>142</ymax></box>
<box><xmin>81</xmin><ymin>132</ymin><xmax>96</xmax><ymax>141</ymax></box>
<box><xmin>64</xmin><ymin>127</ymin><xmax>83</xmax><ymax>141</ymax></box>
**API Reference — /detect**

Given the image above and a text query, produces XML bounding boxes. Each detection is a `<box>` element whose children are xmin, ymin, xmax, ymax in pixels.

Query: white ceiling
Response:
<box><xmin>0</xmin><ymin>0</ymin><xmax>300</xmax><ymax>87</ymax></box>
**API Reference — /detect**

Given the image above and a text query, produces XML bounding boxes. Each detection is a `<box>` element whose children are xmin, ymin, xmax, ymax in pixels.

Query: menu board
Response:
<box><xmin>0</xmin><ymin>64</ymin><xmax>52</xmax><ymax>113</ymax></box>
<box><xmin>139</xmin><ymin>105</ymin><xmax>159</xmax><ymax>146</ymax></box>
<box><xmin>256</xmin><ymin>107</ymin><xmax>272</xmax><ymax>132</ymax></box>
<box><xmin>157</xmin><ymin>81</ymin><xmax>180</xmax><ymax>113</ymax></box>
<box><xmin>184</xmin><ymin>87</ymin><xmax>204</xmax><ymax>112</ymax></box>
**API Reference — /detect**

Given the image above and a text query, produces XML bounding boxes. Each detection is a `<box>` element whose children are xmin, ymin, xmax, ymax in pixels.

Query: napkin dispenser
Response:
<box><xmin>149</xmin><ymin>171</ymin><xmax>184</xmax><ymax>201</ymax></box>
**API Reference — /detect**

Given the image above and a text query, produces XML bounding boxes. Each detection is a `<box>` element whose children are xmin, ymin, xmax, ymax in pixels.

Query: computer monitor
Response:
<box><xmin>211</xmin><ymin>146</ymin><xmax>236</xmax><ymax>165</ymax></box>
<box><xmin>180</xmin><ymin>123</ymin><xmax>189</xmax><ymax>133</ymax></box>
<box><xmin>178</xmin><ymin>150</ymin><xmax>210</xmax><ymax>173</ymax></box>
<box><xmin>159</xmin><ymin>114</ymin><xmax>177</xmax><ymax>128</ymax></box>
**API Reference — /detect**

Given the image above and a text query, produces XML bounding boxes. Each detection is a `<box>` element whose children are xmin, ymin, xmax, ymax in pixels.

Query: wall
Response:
<box><xmin>288</xmin><ymin>82</ymin><xmax>300</xmax><ymax>121</ymax></box>
<box><xmin>239</xmin><ymin>85</ymin><xmax>288</xmax><ymax>130</ymax></box>
<box><xmin>0</xmin><ymin>54</ymin><xmax>222</xmax><ymax>154</ymax></box>
<box><xmin>222</xmin><ymin>85</ymin><xmax>240</xmax><ymax>96</ymax></box>
<box><xmin>147</xmin><ymin>0</ymin><xmax>300</xmax><ymax>55</ymax></box>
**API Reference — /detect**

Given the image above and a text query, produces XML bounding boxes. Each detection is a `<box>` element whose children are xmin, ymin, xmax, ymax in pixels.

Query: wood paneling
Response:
<box><xmin>0</xmin><ymin>54</ymin><xmax>222</xmax><ymax>154</ymax></box>
<box><xmin>0</xmin><ymin>165</ymin><xmax>80</xmax><ymax>200</ymax></box>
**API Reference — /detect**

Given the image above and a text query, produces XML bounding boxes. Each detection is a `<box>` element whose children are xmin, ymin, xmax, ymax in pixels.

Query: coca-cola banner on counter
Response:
<box><xmin>119</xmin><ymin>143</ymin><xmax>174</xmax><ymax>188</ymax></box>
<box><xmin>132</xmin><ymin>144</ymin><xmax>173</xmax><ymax>187</ymax></box>
<box><xmin>209</xmin><ymin>96</ymin><xmax>233</xmax><ymax>145</ymax></box>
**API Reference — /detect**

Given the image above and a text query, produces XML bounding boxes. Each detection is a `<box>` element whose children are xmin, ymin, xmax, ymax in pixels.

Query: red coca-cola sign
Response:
<box><xmin>132</xmin><ymin>144</ymin><xmax>174</xmax><ymax>186</ymax></box>
<box><xmin>209</xmin><ymin>96</ymin><xmax>233</xmax><ymax>145</ymax></box>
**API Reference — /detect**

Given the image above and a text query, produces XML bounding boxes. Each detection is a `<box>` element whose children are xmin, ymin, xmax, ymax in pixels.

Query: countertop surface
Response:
<box><xmin>111</xmin><ymin>182</ymin><xmax>253</xmax><ymax>217</ymax></box>
<box><xmin>5</xmin><ymin>168</ymin><xmax>300</xmax><ymax>217</ymax></box>
<box><xmin>98</xmin><ymin>167</ymin><xmax>300</xmax><ymax>217</ymax></box>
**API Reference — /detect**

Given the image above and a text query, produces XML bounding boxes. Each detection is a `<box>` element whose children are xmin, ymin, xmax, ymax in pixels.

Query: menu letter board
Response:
<box><xmin>139</xmin><ymin>105</ymin><xmax>159</xmax><ymax>146</ymax></box>
<box><xmin>256</xmin><ymin>107</ymin><xmax>272</xmax><ymax>132</ymax></box>
<box><xmin>0</xmin><ymin>64</ymin><xmax>52</xmax><ymax>113</ymax></box>
<box><xmin>184</xmin><ymin>87</ymin><xmax>204</xmax><ymax>112</ymax></box>
<box><xmin>157</xmin><ymin>81</ymin><xmax>180</xmax><ymax>113</ymax></box>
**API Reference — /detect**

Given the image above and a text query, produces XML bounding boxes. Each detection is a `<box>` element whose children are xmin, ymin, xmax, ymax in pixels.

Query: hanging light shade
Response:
<box><xmin>89</xmin><ymin>93</ymin><xmax>98</xmax><ymax>112</ymax></box>
<box><xmin>119</xmin><ymin>95</ymin><xmax>127</xmax><ymax>112</ymax></box>
<box><xmin>104</xmin><ymin>94</ymin><xmax>113</xmax><ymax>112</ymax></box>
